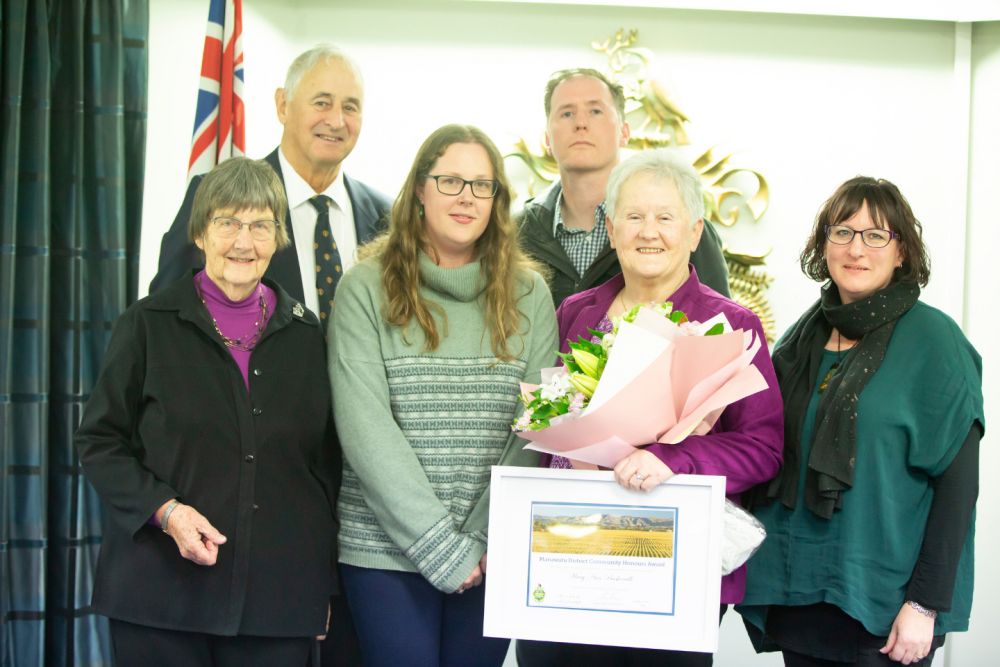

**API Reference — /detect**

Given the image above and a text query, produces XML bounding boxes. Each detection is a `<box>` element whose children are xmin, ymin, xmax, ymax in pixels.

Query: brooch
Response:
<box><xmin>292</xmin><ymin>303</ymin><xmax>305</xmax><ymax>318</ymax></box>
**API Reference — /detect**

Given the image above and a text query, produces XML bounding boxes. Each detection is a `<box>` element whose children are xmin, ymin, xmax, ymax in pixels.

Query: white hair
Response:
<box><xmin>283</xmin><ymin>44</ymin><xmax>363</xmax><ymax>101</ymax></box>
<box><xmin>605</xmin><ymin>149</ymin><xmax>705</xmax><ymax>226</ymax></box>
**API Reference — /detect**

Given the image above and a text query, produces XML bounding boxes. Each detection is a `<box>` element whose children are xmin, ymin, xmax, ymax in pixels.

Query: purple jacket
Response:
<box><xmin>551</xmin><ymin>268</ymin><xmax>784</xmax><ymax>604</ymax></box>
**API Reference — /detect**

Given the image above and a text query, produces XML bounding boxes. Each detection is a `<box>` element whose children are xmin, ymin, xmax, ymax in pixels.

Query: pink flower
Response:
<box><xmin>513</xmin><ymin>413</ymin><xmax>532</xmax><ymax>432</ymax></box>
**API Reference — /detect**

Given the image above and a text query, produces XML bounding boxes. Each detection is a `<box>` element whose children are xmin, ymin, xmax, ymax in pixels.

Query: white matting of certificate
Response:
<box><xmin>484</xmin><ymin>467</ymin><xmax>724</xmax><ymax>653</ymax></box>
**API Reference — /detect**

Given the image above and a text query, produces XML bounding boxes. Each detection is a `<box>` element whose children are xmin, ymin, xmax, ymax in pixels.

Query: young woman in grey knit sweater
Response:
<box><xmin>329</xmin><ymin>124</ymin><xmax>557</xmax><ymax>667</ymax></box>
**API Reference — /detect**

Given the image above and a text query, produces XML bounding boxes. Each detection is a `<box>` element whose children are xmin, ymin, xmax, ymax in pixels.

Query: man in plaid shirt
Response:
<box><xmin>518</xmin><ymin>68</ymin><xmax>730</xmax><ymax>306</ymax></box>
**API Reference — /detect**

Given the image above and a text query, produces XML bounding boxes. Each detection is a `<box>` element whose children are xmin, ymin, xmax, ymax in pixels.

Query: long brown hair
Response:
<box><xmin>363</xmin><ymin>124</ymin><xmax>540</xmax><ymax>359</ymax></box>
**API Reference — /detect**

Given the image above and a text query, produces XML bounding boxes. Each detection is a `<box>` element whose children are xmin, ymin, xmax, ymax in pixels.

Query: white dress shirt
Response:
<box><xmin>278</xmin><ymin>149</ymin><xmax>357</xmax><ymax>317</ymax></box>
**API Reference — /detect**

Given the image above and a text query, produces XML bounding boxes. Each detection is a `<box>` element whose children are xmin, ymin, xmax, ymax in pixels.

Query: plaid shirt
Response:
<box><xmin>553</xmin><ymin>196</ymin><xmax>609</xmax><ymax>278</ymax></box>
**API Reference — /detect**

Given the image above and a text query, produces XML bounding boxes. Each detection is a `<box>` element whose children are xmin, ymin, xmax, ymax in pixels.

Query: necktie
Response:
<box><xmin>308</xmin><ymin>195</ymin><xmax>343</xmax><ymax>327</ymax></box>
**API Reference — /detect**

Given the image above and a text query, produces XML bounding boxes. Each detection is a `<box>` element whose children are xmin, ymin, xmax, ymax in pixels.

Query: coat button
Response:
<box><xmin>252</xmin><ymin>504</ymin><xmax>259</xmax><ymax>511</ymax></box>
<box><xmin>253</xmin><ymin>368</ymin><xmax>262</xmax><ymax>376</ymax></box>
<box><xmin>245</xmin><ymin>454</ymin><xmax>255</xmax><ymax>463</ymax></box>
<box><xmin>251</xmin><ymin>407</ymin><xmax>262</xmax><ymax>416</ymax></box>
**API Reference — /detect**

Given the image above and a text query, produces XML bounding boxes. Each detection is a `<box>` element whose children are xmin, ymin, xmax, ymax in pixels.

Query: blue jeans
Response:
<box><xmin>340</xmin><ymin>564</ymin><xmax>509</xmax><ymax>667</ymax></box>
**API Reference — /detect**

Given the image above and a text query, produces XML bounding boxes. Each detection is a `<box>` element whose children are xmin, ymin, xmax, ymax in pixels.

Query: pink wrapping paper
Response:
<box><xmin>519</xmin><ymin>317</ymin><xmax>768</xmax><ymax>468</ymax></box>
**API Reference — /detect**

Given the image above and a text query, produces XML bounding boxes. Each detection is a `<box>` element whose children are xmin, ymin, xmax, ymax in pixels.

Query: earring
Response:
<box><xmin>418</xmin><ymin>204</ymin><xmax>424</xmax><ymax>218</ymax></box>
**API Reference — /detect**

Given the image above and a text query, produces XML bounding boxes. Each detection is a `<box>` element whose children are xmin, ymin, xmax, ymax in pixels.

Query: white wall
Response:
<box><xmin>949</xmin><ymin>19</ymin><xmax>1000</xmax><ymax>667</ymax></box>
<box><xmin>142</xmin><ymin>2</ymin><xmax>994</xmax><ymax>665</ymax></box>
<box><xmin>142</xmin><ymin>0</ymin><xmax>968</xmax><ymax>336</ymax></box>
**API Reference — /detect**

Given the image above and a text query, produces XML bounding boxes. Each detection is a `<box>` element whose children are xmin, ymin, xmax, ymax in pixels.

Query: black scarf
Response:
<box><xmin>761</xmin><ymin>281</ymin><xmax>919</xmax><ymax>518</ymax></box>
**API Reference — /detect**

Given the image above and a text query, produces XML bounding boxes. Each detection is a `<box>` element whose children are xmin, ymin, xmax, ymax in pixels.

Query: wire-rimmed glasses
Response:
<box><xmin>211</xmin><ymin>217</ymin><xmax>278</xmax><ymax>241</ymax></box>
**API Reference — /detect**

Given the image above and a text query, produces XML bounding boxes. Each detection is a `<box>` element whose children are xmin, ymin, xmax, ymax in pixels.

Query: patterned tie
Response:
<box><xmin>308</xmin><ymin>195</ymin><xmax>343</xmax><ymax>328</ymax></box>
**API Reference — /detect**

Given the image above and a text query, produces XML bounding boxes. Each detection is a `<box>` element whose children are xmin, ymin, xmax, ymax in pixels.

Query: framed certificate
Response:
<box><xmin>483</xmin><ymin>467</ymin><xmax>724</xmax><ymax>653</ymax></box>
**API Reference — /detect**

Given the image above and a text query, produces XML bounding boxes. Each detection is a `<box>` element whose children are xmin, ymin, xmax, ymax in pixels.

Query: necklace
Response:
<box><xmin>196</xmin><ymin>276</ymin><xmax>268</xmax><ymax>351</ymax></box>
<box><xmin>615</xmin><ymin>291</ymin><xmax>632</xmax><ymax>313</ymax></box>
<box><xmin>818</xmin><ymin>330</ymin><xmax>843</xmax><ymax>394</ymax></box>
<box><xmin>615</xmin><ymin>290</ymin><xmax>654</xmax><ymax>314</ymax></box>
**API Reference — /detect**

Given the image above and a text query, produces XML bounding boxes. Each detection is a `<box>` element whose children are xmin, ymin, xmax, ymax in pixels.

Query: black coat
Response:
<box><xmin>149</xmin><ymin>149</ymin><xmax>391</xmax><ymax>299</ymax></box>
<box><xmin>518</xmin><ymin>182</ymin><xmax>731</xmax><ymax>307</ymax></box>
<box><xmin>75</xmin><ymin>274</ymin><xmax>340</xmax><ymax>637</ymax></box>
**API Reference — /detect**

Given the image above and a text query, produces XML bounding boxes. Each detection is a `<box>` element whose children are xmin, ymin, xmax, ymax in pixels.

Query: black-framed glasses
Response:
<box><xmin>427</xmin><ymin>175</ymin><xmax>499</xmax><ymax>199</ymax></box>
<box><xmin>211</xmin><ymin>217</ymin><xmax>278</xmax><ymax>241</ymax></box>
<box><xmin>824</xmin><ymin>224</ymin><xmax>899</xmax><ymax>249</ymax></box>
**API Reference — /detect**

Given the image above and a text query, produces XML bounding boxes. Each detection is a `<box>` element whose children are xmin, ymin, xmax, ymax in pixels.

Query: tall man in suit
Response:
<box><xmin>149</xmin><ymin>45</ymin><xmax>387</xmax><ymax>667</ymax></box>
<box><xmin>519</xmin><ymin>68</ymin><xmax>730</xmax><ymax>306</ymax></box>
<box><xmin>150</xmin><ymin>45</ymin><xmax>391</xmax><ymax>327</ymax></box>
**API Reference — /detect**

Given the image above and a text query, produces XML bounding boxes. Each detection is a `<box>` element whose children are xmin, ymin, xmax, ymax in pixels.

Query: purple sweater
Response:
<box><xmin>196</xmin><ymin>271</ymin><xmax>277</xmax><ymax>391</ymax></box>
<box><xmin>551</xmin><ymin>267</ymin><xmax>784</xmax><ymax>604</ymax></box>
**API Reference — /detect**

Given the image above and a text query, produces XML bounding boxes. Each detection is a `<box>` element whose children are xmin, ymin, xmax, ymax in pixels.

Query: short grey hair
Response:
<box><xmin>188</xmin><ymin>157</ymin><xmax>290</xmax><ymax>249</ymax></box>
<box><xmin>605</xmin><ymin>149</ymin><xmax>705</xmax><ymax>226</ymax></box>
<box><xmin>283</xmin><ymin>44</ymin><xmax>363</xmax><ymax>101</ymax></box>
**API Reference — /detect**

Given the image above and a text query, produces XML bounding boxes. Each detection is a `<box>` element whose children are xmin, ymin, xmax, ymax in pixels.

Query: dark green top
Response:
<box><xmin>739</xmin><ymin>301</ymin><xmax>984</xmax><ymax>636</ymax></box>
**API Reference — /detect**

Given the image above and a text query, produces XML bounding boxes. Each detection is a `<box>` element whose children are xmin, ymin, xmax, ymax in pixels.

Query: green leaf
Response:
<box><xmin>532</xmin><ymin>403</ymin><xmax>557</xmax><ymax>420</ymax></box>
<box><xmin>704</xmin><ymin>322</ymin><xmax>725</xmax><ymax>336</ymax></box>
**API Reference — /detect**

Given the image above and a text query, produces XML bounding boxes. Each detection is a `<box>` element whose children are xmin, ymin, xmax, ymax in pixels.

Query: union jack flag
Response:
<box><xmin>188</xmin><ymin>0</ymin><xmax>245</xmax><ymax>178</ymax></box>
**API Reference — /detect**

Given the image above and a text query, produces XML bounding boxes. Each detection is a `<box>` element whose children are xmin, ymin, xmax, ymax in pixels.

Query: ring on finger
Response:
<box><xmin>633</xmin><ymin>472</ymin><xmax>647</xmax><ymax>482</ymax></box>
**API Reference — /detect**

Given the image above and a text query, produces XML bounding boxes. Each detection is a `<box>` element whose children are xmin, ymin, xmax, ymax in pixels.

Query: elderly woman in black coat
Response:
<box><xmin>76</xmin><ymin>157</ymin><xmax>339</xmax><ymax>666</ymax></box>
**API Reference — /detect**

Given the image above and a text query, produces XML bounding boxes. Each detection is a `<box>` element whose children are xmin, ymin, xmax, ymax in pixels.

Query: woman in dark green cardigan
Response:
<box><xmin>739</xmin><ymin>177</ymin><xmax>984</xmax><ymax>667</ymax></box>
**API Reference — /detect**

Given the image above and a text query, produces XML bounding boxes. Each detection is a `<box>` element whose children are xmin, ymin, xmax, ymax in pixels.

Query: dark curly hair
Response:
<box><xmin>800</xmin><ymin>176</ymin><xmax>930</xmax><ymax>287</ymax></box>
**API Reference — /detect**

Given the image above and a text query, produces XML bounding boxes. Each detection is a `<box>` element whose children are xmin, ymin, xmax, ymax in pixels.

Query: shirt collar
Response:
<box><xmin>278</xmin><ymin>148</ymin><xmax>348</xmax><ymax>211</ymax></box>
<box><xmin>553</xmin><ymin>192</ymin><xmax>608</xmax><ymax>236</ymax></box>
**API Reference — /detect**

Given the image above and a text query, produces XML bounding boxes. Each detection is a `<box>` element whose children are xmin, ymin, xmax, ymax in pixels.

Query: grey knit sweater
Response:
<box><xmin>329</xmin><ymin>253</ymin><xmax>557</xmax><ymax>593</ymax></box>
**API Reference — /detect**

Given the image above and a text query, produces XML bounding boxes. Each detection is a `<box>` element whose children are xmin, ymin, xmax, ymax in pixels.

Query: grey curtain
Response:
<box><xmin>1</xmin><ymin>1</ymin><xmax>148</xmax><ymax>665</ymax></box>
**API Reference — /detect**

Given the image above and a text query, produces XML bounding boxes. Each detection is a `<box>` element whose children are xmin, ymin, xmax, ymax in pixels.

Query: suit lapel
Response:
<box><xmin>344</xmin><ymin>173</ymin><xmax>381</xmax><ymax>244</ymax></box>
<box><xmin>262</xmin><ymin>148</ymin><xmax>305</xmax><ymax>302</ymax></box>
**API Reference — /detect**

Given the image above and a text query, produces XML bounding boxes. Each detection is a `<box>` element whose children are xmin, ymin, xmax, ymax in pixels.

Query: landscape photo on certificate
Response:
<box><xmin>526</xmin><ymin>503</ymin><xmax>678</xmax><ymax>615</ymax></box>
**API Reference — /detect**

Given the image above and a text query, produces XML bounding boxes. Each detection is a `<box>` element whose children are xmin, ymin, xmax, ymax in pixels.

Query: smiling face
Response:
<box><xmin>825</xmin><ymin>201</ymin><xmax>903</xmax><ymax>304</ymax></box>
<box><xmin>545</xmin><ymin>75</ymin><xmax>629</xmax><ymax>176</ymax></box>
<box><xmin>607</xmin><ymin>172</ymin><xmax>703</xmax><ymax>293</ymax></box>
<box><xmin>416</xmin><ymin>142</ymin><xmax>495</xmax><ymax>268</ymax></box>
<box><xmin>275</xmin><ymin>58</ymin><xmax>362</xmax><ymax>180</ymax></box>
<box><xmin>196</xmin><ymin>207</ymin><xmax>277</xmax><ymax>301</ymax></box>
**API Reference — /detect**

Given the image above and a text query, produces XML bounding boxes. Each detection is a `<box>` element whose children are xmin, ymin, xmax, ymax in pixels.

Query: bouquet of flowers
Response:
<box><xmin>512</xmin><ymin>301</ymin><xmax>767</xmax><ymax>469</ymax></box>
<box><xmin>513</xmin><ymin>301</ymin><xmax>770</xmax><ymax>574</ymax></box>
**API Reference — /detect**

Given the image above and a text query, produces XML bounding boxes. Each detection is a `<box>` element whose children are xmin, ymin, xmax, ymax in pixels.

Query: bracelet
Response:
<box><xmin>907</xmin><ymin>600</ymin><xmax>938</xmax><ymax>619</ymax></box>
<box><xmin>160</xmin><ymin>500</ymin><xmax>180</xmax><ymax>534</ymax></box>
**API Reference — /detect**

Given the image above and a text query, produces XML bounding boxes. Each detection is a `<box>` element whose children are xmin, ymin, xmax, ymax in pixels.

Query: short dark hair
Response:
<box><xmin>543</xmin><ymin>68</ymin><xmax>626</xmax><ymax>121</ymax></box>
<box><xmin>188</xmin><ymin>157</ymin><xmax>290</xmax><ymax>249</ymax></box>
<box><xmin>800</xmin><ymin>176</ymin><xmax>930</xmax><ymax>287</ymax></box>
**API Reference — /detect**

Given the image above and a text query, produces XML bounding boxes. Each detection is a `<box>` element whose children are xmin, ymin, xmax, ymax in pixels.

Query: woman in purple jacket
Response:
<box><xmin>516</xmin><ymin>149</ymin><xmax>784</xmax><ymax>667</ymax></box>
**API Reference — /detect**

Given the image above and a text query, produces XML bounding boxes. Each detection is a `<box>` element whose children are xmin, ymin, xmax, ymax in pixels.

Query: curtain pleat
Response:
<box><xmin>1</xmin><ymin>1</ymin><xmax>148</xmax><ymax>665</ymax></box>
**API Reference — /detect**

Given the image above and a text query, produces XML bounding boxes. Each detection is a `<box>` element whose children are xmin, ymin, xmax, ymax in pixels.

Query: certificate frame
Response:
<box><xmin>484</xmin><ymin>466</ymin><xmax>724</xmax><ymax>653</ymax></box>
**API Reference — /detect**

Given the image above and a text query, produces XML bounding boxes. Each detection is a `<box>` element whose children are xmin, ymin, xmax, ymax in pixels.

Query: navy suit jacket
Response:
<box><xmin>149</xmin><ymin>148</ymin><xmax>392</xmax><ymax>301</ymax></box>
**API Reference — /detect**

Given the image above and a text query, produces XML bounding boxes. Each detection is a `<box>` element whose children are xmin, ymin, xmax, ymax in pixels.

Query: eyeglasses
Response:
<box><xmin>427</xmin><ymin>175</ymin><xmax>499</xmax><ymax>199</ymax></box>
<box><xmin>824</xmin><ymin>224</ymin><xmax>899</xmax><ymax>249</ymax></box>
<box><xmin>211</xmin><ymin>217</ymin><xmax>278</xmax><ymax>241</ymax></box>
